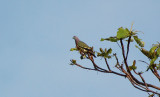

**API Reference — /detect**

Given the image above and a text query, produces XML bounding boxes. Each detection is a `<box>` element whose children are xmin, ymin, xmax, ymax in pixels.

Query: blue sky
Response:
<box><xmin>0</xmin><ymin>0</ymin><xmax>160</xmax><ymax>97</ymax></box>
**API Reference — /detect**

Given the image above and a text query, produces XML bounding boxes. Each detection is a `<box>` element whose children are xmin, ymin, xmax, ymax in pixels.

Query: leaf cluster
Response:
<box><xmin>97</xmin><ymin>48</ymin><xmax>112</xmax><ymax>58</ymax></box>
<box><xmin>129</xmin><ymin>60</ymin><xmax>137</xmax><ymax>71</ymax></box>
<box><xmin>70</xmin><ymin>25</ymin><xmax>160</xmax><ymax>96</ymax></box>
<box><xmin>101</xmin><ymin>27</ymin><xmax>144</xmax><ymax>47</ymax></box>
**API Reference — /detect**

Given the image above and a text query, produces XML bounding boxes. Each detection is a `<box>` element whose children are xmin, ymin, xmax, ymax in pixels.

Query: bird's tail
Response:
<box><xmin>88</xmin><ymin>50</ymin><xmax>96</xmax><ymax>58</ymax></box>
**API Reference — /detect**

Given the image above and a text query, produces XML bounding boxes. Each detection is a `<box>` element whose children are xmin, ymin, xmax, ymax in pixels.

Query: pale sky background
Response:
<box><xmin>0</xmin><ymin>0</ymin><xmax>160</xmax><ymax>97</ymax></box>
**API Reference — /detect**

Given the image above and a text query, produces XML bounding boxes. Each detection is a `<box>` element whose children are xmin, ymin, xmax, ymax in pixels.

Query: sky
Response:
<box><xmin>0</xmin><ymin>0</ymin><xmax>160</xmax><ymax>97</ymax></box>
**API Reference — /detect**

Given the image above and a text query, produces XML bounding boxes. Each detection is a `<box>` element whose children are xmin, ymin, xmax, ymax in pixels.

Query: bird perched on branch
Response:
<box><xmin>73</xmin><ymin>36</ymin><xmax>96</xmax><ymax>58</ymax></box>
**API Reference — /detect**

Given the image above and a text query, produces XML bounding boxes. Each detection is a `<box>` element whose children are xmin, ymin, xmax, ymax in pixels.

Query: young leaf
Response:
<box><xmin>70</xmin><ymin>59</ymin><xmax>77</xmax><ymax>65</ymax></box>
<box><xmin>107</xmin><ymin>48</ymin><xmax>112</xmax><ymax>54</ymax></box>
<box><xmin>125</xmin><ymin>38</ymin><xmax>134</xmax><ymax>42</ymax></box>
<box><xmin>150</xmin><ymin>57</ymin><xmax>158</xmax><ymax>64</ymax></box>
<box><xmin>133</xmin><ymin>60</ymin><xmax>136</xmax><ymax>66</ymax></box>
<box><xmin>135</xmin><ymin>45</ymin><xmax>141</xmax><ymax>50</ymax></box>
<box><xmin>129</xmin><ymin>60</ymin><xmax>137</xmax><ymax>71</ymax></box>
<box><xmin>102</xmin><ymin>37</ymin><xmax>119</xmax><ymax>42</ymax></box>
<box><xmin>72</xmin><ymin>59</ymin><xmax>77</xmax><ymax>64</ymax></box>
<box><xmin>129</xmin><ymin>66</ymin><xmax>133</xmax><ymax>71</ymax></box>
<box><xmin>133</xmin><ymin>35</ymin><xmax>145</xmax><ymax>47</ymax></box>
<box><xmin>117</xmin><ymin>27</ymin><xmax>130</xmax><ymax>39</ymax></box>
<box><xmin>70</xmin><ymin>48</ymin><xmax>77</xmax><ymax>51</ymax></box>
<box><xmin>100</xmin><ymin>48</ymin><xmax>103</xmax><ymax>52</ymax></box>
<box><xmin>149</xmin><ymin>45</ymin><xmax>158</xmax><ymax>53</ymax></box>
<box><xmin>141</xmin><ymin>48</ymin><xmax>153</xmax><ymax>59</ymax></box>
<box><xmin>100</xmin><ymin>38</ymin><xmax>105</xmax><ymax>41</ymax></box>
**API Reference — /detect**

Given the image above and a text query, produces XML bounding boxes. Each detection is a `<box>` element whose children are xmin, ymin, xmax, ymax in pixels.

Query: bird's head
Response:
<box><xmin>73</xmin><ymin>36</ymin><xmax>77</xmax><ymax>40</ymax></box>
<box><xmin>73</xmin><ymin>36</ymin><xmax>80</xmax><ymax>42</ymax></box>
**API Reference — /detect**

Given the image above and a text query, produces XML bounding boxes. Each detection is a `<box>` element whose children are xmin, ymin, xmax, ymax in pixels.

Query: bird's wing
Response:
<box><xmin>77</xmin><ymin>41</ymin><xmax>91</xmax><ymax>50</ymax></box>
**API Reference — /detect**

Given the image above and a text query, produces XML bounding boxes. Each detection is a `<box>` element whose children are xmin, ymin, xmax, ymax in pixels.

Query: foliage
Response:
<box><xmin>70</xmin><ymin>25</ymin><xmax>160</xmax><ymax>96</ymax></box>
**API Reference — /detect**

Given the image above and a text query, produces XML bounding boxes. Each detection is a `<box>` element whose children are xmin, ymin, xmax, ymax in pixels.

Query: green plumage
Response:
<box><xmin>73</xmin><ymin>36</ymin><xmax>96</xmax><ymax>57</ymax></box>
<box><xmin>77</xmin><ymin>41</ymin><xmax>91</xmax><ymax>52</ymax></box>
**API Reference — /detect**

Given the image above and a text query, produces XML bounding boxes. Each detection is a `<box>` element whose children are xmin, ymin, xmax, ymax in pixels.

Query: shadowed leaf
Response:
<box><xmin>101</xmin><ymin>37</ymin><xmax>119</xmax><ymax>42</ymax></box>
<box><xmin>133</xmin><ymin>35</ymin><xmax>145</xmax><ymax>47</ymax></box>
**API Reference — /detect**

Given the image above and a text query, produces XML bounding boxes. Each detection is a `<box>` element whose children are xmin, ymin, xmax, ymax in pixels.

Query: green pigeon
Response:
<box><xmin>73</xmin><ymin>36</ymin><xmax>96</xmax><ymax>58</ymax></box>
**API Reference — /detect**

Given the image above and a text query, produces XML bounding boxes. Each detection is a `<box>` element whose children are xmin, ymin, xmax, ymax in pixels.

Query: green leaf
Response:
<box><xmin>150</xmin><ymin>57</ymin><xmax>158</xmax><ymax>64</ymax></box>
<box><xmin>132</xmin><ymin>65</ymin><xmax>137</xmax><ymax>70</ymax></box>
<box><xmin>133</xmin><ymin>60</ymin><xmax>136</xmax><ymax>66</ymax></box>
<box><xmin>97</xmin><ymin>52</ymin><xmax>101</xmax><ymax>56</ymax></box>
<box><xmin>125</xmin><ymin>38</ymin><xmax>134</xmax><ymax>42</ymax></box>
<box><xmin>147</xmin><ymin>64</ymin><xmax>156</xmax><ymax>71</ymax></box>
<box><xmin>105</xmin><ymin>48</ymin><xmax>107</xmax><ymax>52</ymax></box>
<box><xmin>129</xmin><ymin>60</ymin><xmax>137</xmax><ymax>71</ymax></box>
<box><xmin>130</xmin><ymin>31</ymin><xmax>137</xmax><ymax>36</ymax></box>
<box><xmin>149</xmin><ymin>45</ymin><xmax>158</xmax><ymax>53</ymax></box>
<box><xmin>100</xmin><ymin>38</ymin><xmax>104</xmax><ymax>41</ymax></box>
<box><xmin>72</xmin><ymin>59</ymin><xmax>77</xmax><ymax>64</ymax></box>
<box><xmin>70</xmin><ymin>59</ymin><xmax>77</xmax><ymax>65</ymax></box>
<box><xmin>141</xmin><ymin>48</ymin><xmax>153</xmax><ymax>59</ymax></box>
<box><xmin>135</xmin><ymin>45</ymin><xmax>141</xmax><ymax>50</ymax></box>
<box><xmin>97</xmin><ymin>48</ymin><xmax>112</xmax><ymax>59</ymax></box>
<box><xmin>70</xmin><ymin>48</ymin><xmax>77</xmax><ymax>51</ymax></box>
<box><xmin>100</xmin><ymin>48</ymin><xmax>103</xmax><ymax>52</ymax></box>
<box><xmin>117</xmin><ymin>27</ymin><xmax>130</xmax><ymax>39</ymax></box>
<box><xmin>107</xmin><ymin>48</ymin><xmax>112</xmax><ymax>54</ymax></box>
<box><xmin>102</xmin><ymin>37</ymin><xmax>119</xmax><ymax>42</ymax></box>
<box><xmin>133</xmin><ymin>35</ymin><xmax>144</xmax><ymax>47</ymax></box>
<box><xmin>129</xmin><ymin>66</ymin><xmax>133</xmax><ymax>71</ymax></box>
<box><xmin>108</xmin><ymin>56</ymin><xmax>111</xmax><ymax>59</ymax></box>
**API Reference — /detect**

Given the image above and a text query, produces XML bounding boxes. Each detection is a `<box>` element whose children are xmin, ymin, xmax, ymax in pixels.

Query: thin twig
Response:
<box><xmin>126</xmin><ymin>36</ymin><xmax>131</xmax><ymax>60</ymax></box>
<box><xmin>120</xmin><ymin>39</ymin><xmax>160</xmax><ymax>90</ymax></box>
<box><xmin>133</xmin><ymin>70</ymin><xmax>148</xmax><ymax>89</ymax></box>
<box><xmin>120</xmin><ymin>39</ymin><xmax>130</xmax><ymax>73</ymax></box>
<box><xmin>104</xmin><ymin>58</ymin><xmax>111</xmax><ymax>71</ymax></box>
<box><xmin>153</xmin><ymin>67</ymin><xmax>160</xmax><ymax>80</ymax></box>
<box><xmin>116</xmin><ymin>42</ymin><xmax>122</xmax><ymax>49</ymax></box>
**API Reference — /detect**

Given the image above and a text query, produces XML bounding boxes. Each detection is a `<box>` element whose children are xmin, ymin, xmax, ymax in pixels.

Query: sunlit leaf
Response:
<box><xmin>117</xmin><ymin>27</ymin><xmax>130</xmax><ymax>39</ymax></box>
<box><xmin>70</xmin><ymin>48</ymin><xmax>78</xmax><ymax>51</ymax></box>
<box><xmin>149</xmin><ymin>45</ymin><xmax>158</xmax><ymax>53</ymax></box>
